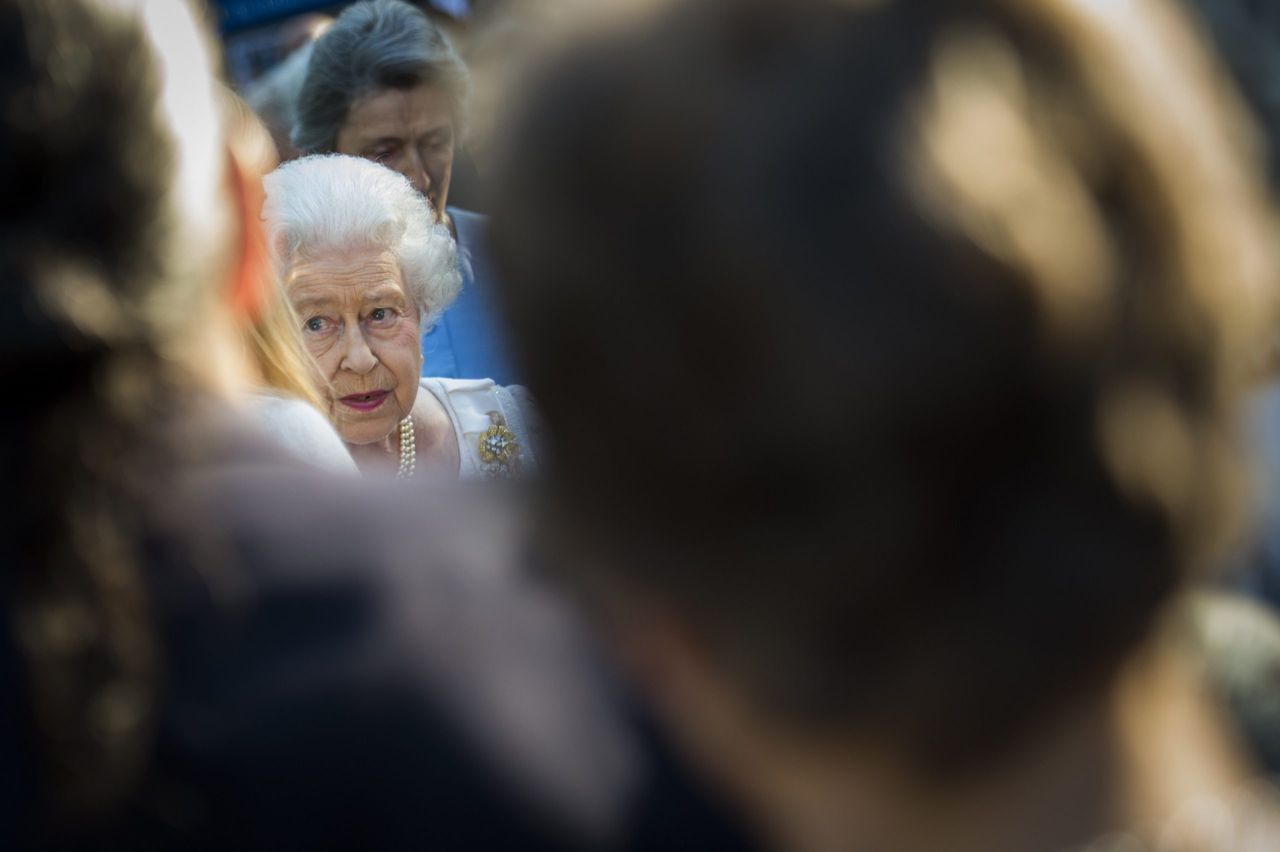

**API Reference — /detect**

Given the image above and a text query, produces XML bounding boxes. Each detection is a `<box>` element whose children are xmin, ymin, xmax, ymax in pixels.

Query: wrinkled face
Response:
<box><xmin>336</xmin><ymin>83</ymin><xmax>454</xmax><ymax>220</ymax></box>
<box><xmin>286</xmin><ymin>246</ymin><xmax>423</xmax><ymax>445</ymax></box>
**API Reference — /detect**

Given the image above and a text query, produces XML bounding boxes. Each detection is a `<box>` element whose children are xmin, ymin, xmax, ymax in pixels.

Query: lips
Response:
<box><xmin>339</xmin><ymin>390</ymin><xmax>391</xmax><ymax>412</ymax></box>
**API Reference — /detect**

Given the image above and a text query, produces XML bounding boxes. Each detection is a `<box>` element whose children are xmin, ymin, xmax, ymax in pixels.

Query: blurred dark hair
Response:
<box><xmin>491</xmin><ymin>0</ymin><xmax>1278</xmax><ymax>773</ymax></box>
<box><xmin>0</xmin><ymin>0</ymin><xmax>182</xmax><ymax>820</ymax></box>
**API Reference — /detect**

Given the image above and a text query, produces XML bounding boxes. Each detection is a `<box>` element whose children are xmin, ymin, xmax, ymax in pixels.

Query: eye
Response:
<box><xmin>303</xmin><ymin>316</ymin><xmax>331</xmax><ymax>334</ymax></box>
<box><xmin>368</xmin><ymin>307</ymin><xmax>396</xmax><ymax>324</ymax></box>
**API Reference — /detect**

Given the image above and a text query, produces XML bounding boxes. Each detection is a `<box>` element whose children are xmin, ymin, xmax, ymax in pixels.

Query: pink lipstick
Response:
<box><xmin>339</xmin><ymin>390</ymin><xmax>390</xmax><ymax>412</ymax></box>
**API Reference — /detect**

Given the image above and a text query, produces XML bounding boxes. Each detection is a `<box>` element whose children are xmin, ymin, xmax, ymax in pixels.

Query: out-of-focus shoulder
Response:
<box><xmin>247</xmin><ymin>392</ymin><xmax>356</xmax><ymax>474</ymax></box>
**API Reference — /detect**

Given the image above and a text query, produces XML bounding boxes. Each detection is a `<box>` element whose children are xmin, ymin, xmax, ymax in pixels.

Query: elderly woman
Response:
<box><xmin>263</xmin><ymin>154</ymin><xmax>535</xmax><ymax>480</ymax></box>
<box><xmin>293</xmin><ymin>0</ymin><xmax>515</xmax><ymax>385</ymax></box>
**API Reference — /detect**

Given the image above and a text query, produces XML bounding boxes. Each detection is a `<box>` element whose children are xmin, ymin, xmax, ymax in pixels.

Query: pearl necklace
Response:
<box><xmin>397</xmin><ymin>415</ymin><xmax>416</xmax><ymax>479</ymax></box>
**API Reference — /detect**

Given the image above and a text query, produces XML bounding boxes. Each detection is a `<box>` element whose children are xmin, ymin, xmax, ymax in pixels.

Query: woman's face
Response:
<box><xmin>286</xmin><ymin>246</ymin><xmax>422</xmax><ymax>445</ymax></box>
<box><xmin>335</xmin><ymin>83</ymin><xmax>454</xmax><ymax>220</ymax></box>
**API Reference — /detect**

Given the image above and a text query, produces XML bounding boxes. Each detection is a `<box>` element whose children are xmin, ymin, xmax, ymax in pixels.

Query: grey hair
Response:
<box><xmin>262</xmin><ymin>154</ymin><xmax>462</xmax><ymax>329</ymax></box>
<box><xmin>292</xmin><ymin>0</ymin><xmax>469</xmax><ymax>154</ymax></box>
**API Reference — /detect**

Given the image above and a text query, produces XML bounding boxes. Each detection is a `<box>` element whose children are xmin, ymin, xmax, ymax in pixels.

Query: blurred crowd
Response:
<box><xmin>3</xmin><ymin>0</ymin><xmax>1280</xmax><ymax>850</ymax></box>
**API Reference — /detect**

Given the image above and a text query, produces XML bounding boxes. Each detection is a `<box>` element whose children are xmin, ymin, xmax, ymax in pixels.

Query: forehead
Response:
<box><xmin>286</xmin><ymin>246</ymin><xmax>406</xmax><ymax>303</ymax></box>
<box><xmin>341</xmin><ymin>84</ymin><xmax>454</xmax><ymax>143</ymax></box>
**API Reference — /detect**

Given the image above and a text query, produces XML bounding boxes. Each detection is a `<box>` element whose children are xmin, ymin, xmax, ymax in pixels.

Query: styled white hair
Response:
<box><xmin>262</xmin><ymin>154</ymin><xmax>461</xmax><ymax>328</ymax></box>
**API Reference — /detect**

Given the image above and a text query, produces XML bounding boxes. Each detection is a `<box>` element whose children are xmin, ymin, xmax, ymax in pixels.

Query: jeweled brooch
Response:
<box><xmin>478</xmin><ymin>417</ymin><xmax>522</xmax><ymax>480</ymax></box>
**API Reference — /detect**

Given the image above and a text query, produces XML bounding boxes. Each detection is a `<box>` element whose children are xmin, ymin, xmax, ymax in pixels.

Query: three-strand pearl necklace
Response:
<box><xmin>396</xmin><ymin>415</ymin><xmax>416</xmax><ymax>479</ymax></box>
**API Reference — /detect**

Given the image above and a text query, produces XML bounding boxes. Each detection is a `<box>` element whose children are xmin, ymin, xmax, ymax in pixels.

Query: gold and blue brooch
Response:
<box><xmin>478</xmin><ymin>412</ymin><xmax>522</xmax><ymax>480</ymax></box>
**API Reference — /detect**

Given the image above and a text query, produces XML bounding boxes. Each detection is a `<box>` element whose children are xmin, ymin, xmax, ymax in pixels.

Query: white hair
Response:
<box><xmin>262</xmin><ymin>154</ymin><xmax>461</xmax><ymax>328</ymax></box>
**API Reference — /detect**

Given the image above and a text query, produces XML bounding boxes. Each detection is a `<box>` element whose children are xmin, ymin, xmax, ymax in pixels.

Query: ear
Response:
<box><xmin>224</xmin><ymin>149</ymin><xmax>270</xmax><ymax>322</ymax></box>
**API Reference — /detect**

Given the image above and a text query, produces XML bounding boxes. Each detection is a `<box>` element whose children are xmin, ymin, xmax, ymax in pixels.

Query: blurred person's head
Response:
<box><xmin>492</xmin><ymin>0</ymin><xmax>1280</xmax><ymax>847</ymax></box>
<box><xmin>244</xmin><ymin>41</ymin><xmax>316</xmax><ymax>162</ymax></box>
<box><xmin>263</xmin><ymin>154</ymin><xmax>459</xmax><ymax>446</ymax></box>
<box><xmin>0</xmin><ymin>0</ymin><xmax>274</xmax><ymax>820</ymax></box>
<box><xmin>293</xmin><ymin>0</ymin><xmax>469</xmax><ymax>221</ymax></box>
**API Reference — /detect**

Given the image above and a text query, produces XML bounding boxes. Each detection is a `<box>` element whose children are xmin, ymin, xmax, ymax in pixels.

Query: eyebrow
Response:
<box><xmin>291</xmin><ymin>294</ymin><xmax>334</xmax><ymax>315</ymax></box>
<box><xmin>289</xmin><ymin>282</ymin><xmax>405</xmax><ymax>315</ymax></box>
<box><xmin>361</xmin><ymin>285</ymin><xmax>408</xmax><ymax>304</ymax></box>
<box><xmin>363</xmin><ymin>125</ymin><xmax>451</xmax><ymax>143</ymax></box>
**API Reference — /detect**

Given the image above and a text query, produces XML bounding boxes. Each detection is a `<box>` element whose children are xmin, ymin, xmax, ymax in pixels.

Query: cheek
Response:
<box><xmin>375</xmin><ymin>326</ymin><xmax>422</xmax><ymax>398</ymax></box>
<box><xmin>307</xmin><ymin>342</ymin><xmax>344</xmax><ymax>387</ymax></box>
<box><xmin>430</xmin><ymin>152</ymin><xmax>453</xmax><ymax>187</ymax></box>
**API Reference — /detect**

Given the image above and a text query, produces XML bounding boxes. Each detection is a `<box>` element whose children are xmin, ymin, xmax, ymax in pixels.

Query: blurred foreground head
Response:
<box><xmin>0</xmin><ymin>0</ymin><xmax>239</xmax><ymax>381</ymax></box>
<box><xmin>0</xmin><ymin>0</ymin><xmax>250</xmax><ymax>819</ymax></box>
<box><xmin>494</xmin><ymin>0</ymin><xmax>1279</xmax><ymax>788</ymax></box>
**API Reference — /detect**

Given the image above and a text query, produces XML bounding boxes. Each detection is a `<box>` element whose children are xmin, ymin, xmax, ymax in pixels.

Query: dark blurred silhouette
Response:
<box><xmin>0</xmin><ymin>1</ymin><xmax>749</xmax><ymax>849</ymax></box>
<box><xmin>492</xmin><ymin>0</ymin><xmax>1280</xmax><ymax>849</ymax></box>
<box><xmin>243</xmin><ymin>40</ymin><xmax>320</xmax><ymax>164</ymax></box>
<box><xmin>236</xmin><ymin>11</ymin><xmax>333</xmax><ymax>162</ymax></box>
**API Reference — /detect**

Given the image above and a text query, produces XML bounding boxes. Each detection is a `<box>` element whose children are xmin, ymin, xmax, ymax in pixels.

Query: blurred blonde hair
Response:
<box><xmin>245</xmin><ymin>276</ymin><xmax>329</xmax><ymax>412</ymax></box>
<box><xmin>222</xmin><ymin>89</ymin><xmax>329</xmax><ymax>414</ymax></box>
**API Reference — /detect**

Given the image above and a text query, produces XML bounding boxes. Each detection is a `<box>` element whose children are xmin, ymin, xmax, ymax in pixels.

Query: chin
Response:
<box><xmin>337</xmin><ymin>419</ymin><xmax>396</xmax><ymax>447</ymax></box>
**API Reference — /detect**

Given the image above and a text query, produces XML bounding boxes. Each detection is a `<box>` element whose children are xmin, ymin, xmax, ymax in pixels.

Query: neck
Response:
<box><xmin>754</xmin><ymin>641</ymin><xmax>1254</xmax><ymax>852</ymax></box>
<box><xmin>345</xmin><ymin>418</ymin><xmax>409</xmax><ymax>474</ymax></box>
<box><xmin>345</xmin><ymin>390</ymin><xmax>459</xmax><ymax>477</ymax></box>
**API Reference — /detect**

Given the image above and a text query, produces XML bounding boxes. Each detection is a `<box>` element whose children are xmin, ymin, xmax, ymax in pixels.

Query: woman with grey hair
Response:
<box><xmin>294</xmin><ymin>0</ymin><xmax>516</xmax><ymax>385</ymax></box>
<box><xmin>263</xmin><ymin>154</ymin><xmax>536</xmax><ymax>480</ymax></box>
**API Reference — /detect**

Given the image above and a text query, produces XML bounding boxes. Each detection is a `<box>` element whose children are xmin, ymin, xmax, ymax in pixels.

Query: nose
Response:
<box><xmin>338</xmin><ymin>323</ymin><xmax>378</xmax><ymax>375</ymax></box>
<box><xmin>401</xmin><ymin>148</ymin><xmax>431</xmax><ymax>197</ymax></box>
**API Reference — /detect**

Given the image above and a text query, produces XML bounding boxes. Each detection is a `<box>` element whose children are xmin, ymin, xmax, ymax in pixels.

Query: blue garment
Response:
<box><xmin>420</xmin><ymin>207</ymin><xmax>519</xmax><ymax>385</ymax></box>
